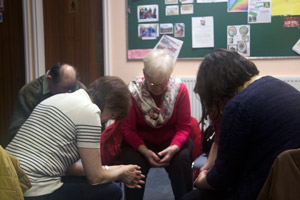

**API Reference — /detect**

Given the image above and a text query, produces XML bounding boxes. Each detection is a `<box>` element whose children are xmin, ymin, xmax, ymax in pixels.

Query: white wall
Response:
<box><xmin>108</xmin><ymin>1</ymin><xmax>300</xmax><ymax>84</ymax></box>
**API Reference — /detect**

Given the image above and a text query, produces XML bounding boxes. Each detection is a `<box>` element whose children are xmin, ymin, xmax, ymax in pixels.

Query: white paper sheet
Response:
<box><xmin>248</xmin><ymin>0</ymin><xmax>271</xmax><ymax>23</ymax></box>
<box><xmin>292</xmin><ymin>38</ymin><xmax>300</xmax><ymax>55</ymax></box>
<box><xmin>192</xmin><ymin>16</ymin><xmax>214</xmax><ymax>48</ymax></box>
<box><xmin>153</xmin><ymin>35</ymin><xmax>183</xmax><ymax>65</ymax></box>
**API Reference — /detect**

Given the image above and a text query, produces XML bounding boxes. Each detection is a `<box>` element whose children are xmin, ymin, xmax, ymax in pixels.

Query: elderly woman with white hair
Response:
<box><xmin>121</xmin><ymin>49</ymin><xmax>194</xmax><ymax>200</ymax></box>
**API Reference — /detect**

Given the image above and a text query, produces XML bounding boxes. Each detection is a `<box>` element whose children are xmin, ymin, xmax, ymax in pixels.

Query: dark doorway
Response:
<box><xmin>43</xmin><ymin>0</ymin><xmax>104</xmax><ymax>87</ymax></box>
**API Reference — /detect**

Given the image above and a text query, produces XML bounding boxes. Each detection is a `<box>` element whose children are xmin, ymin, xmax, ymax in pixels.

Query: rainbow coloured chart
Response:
<box><xmin>228</xmin><ymin>0</ymin><xmax>248</xmax><ymax>12</ymax></box>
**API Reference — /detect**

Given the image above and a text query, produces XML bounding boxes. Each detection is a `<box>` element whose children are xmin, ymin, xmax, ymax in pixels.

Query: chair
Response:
<box><xmin>0</xmin><ymin>146</ymin><xmax>31</xmax><ymax>200</ymax></box>
<box><xmin>257</xmin><ymin>148</ymin><xmax>300</xmax><ymax>200</ymax></box>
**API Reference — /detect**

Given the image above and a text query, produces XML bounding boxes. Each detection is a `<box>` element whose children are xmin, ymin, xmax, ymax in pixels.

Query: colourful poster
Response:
<box><xmin>228</xmin><ymin>0</ymin><xmax>248</xmax><ymax>12</ymax></box>
<box><xmin>272</xmin><ymin>0</ymin><xmax>300</xmax><ymax>16</ymax></box>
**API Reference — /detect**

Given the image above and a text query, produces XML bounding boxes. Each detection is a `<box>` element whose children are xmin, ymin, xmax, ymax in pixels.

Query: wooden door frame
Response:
<box><xmin>22</xmin><ymin>0</ymin><xmax>45</xmax><ymax>82</ymax></box>
<box><xmin>22</xmin><ymin>0</ymin><xmax>111</xmax><ymax>82</ymax></box>
<box><xmin>103</xmin><ymin>0</ymin><xmax>110</xmax><ymax>76</ymax></box>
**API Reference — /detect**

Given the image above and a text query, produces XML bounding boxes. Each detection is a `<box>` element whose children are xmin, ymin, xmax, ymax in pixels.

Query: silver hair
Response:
<box><xmin>143</xmin><ymin>49</ymin><xmax>174</xmax><ymax>83</ymax></box>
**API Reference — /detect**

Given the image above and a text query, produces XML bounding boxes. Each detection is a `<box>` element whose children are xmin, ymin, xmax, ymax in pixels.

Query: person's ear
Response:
<box><xmin>47</xmin><ymin>74</ymin><xmax>53</xmax><ymax>81</ymax></box>
<box><xmin>143</xmin><ymin>69</ymin><xmax>149</xmax><ymax>79</ymax></box>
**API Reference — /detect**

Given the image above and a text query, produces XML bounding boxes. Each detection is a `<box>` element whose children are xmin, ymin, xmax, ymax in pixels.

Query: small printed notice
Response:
<box><xmin>197</xmin><ymin>0</ymin><xmax>213</xmax><ymax>2</ymax></box>
<box><xmin>248</xmin><ymin>0</ymin><xmax>271</xmax><ymax>23</ymax></box>
<box><xmin>227</xmin><ymin>25</ymin><xmax>250</xmax><ymax>57</ymax></box>
<box><xmin>192</xmin><ymin>16</ymin><xmax>214</xmax><ymax>48</ymax></box>
<box><xmin>181</xmin><ymin>0</ymin><xmax>194</xmax><ymax>3</ymax></box>
<box><xmin>292</xmin><ymin>39</ymin><xmax>300</xmax><ymax>55</ymax></box>
<box><xmin>197</xmin><ymin>0</ymin><xmax>227</xmax><ymax>2</ymax></box>
<box><xmin>154</xmin><ymin>35</ymin><xmax>183</xmax><ymax>65</ymax></box>
<box><xmin>181</xmin><ymin>4</ymin><xmax>194</xmax><ymax>14</ymax></box>
<box><xmin>165</xmin><ymin>0</ymin><xmax>178</xmax><ymax>4</ymax></box>
<box><xmin>166</xmin><ymin>5</ymin><xmax>179</xmax><ymax>16</ymax></box>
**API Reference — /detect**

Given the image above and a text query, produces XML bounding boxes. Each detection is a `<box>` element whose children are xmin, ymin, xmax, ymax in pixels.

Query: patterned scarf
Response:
<box><xmin>129</xmin><ymin>77</ymin><xmax>182</xmax><ymax>128</ymax></box>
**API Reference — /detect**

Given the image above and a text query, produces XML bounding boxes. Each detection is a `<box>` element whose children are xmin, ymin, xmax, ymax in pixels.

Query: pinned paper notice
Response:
<box><xmin>153</xmin><ymin>35</ymin><xmax>183</xmax><ymax>65</ymax></box>
<box><xmin>292</xmin><ymin>39</ymin><xmax>300</xmax><ymax>55</ymax></box>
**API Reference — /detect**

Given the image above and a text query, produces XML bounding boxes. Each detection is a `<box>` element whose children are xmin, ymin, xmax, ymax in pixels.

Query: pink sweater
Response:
<box><xmin>122</xmin><ymin>83</ymin><xmax>191</xmax><ymax>150</ymax></box>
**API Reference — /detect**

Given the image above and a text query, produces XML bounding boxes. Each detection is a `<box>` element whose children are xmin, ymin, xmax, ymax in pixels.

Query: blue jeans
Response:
<box><xmin>192</xmin><ymin>153</ymin><xmax>208</xmax><ymax>169</ymax></box>
<box><xmin>24</xmin><ymin>176</ymin><xmax>122</xmax><ymax>200</ymax></box>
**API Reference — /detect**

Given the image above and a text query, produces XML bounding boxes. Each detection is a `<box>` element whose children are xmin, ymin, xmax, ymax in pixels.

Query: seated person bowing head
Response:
<box><xmin>121</xmin><ymin>49</ymin><xmax>194</xmax><ymax>200</ymax></box>
<box><xmin>7</xmin><ymin>62</ymin><xmax>86</xmax><ymax>146</ymax></box>
<box><xmin>182</xmin><ymin>49</ymin><xmax>300</xmax><ymax>200</ymax></box>
<box><xmin>6</xmin><ymin>76</ymin><xmax>145</xmax><ymax>200</ymax></box>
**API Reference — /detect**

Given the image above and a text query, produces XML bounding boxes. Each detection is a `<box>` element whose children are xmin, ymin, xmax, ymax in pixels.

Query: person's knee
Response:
<box><xmin>109</xmin><ymin>183</ymin><xmax>123</xmax><ymax>200</ymax></box>
<box><xmin>172</xmin><ymin>147</ymin><xmax>192</xmax><ymax>166</ymax></box>
<box><xmin>94</xmin><ymin>182</ymin><xmax>123</xmax><ymax>200</ymax></box>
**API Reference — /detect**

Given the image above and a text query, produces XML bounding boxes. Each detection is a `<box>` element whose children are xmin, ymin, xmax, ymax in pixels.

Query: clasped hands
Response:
<box><xmin>145</xmin><ymin>145</ymin><xmax>179</xmax><ymax>167</ymax></box>
<box><xmin>121</xmin><ymin>165</ymin><xmax>145</xmax><ymax>189</ymax></box>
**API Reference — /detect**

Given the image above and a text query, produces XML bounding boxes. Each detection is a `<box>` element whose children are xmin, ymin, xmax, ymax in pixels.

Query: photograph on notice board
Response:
<box><xmin>175</xmin><ymin>23</ymin><xmax>185</xmax><ymax>37</ymax></box>
<box><xmin>227</xmin><ymin>25</ymin><xmax>250</xmax><ymax>56</ymax></box>
<box><xmin>137</xmin><ymin>5</ymin><xmax>158</xmax><ymax>22</ymax></box>
<box><xmin>138</xmin><ymin>23</ymin><xmax>159</xmax><ymax>40</ymax></box>
<box><xmin>165</xmin><ymin>0</ymin><xmax>178</xmax><ymax>4</ymax></box>
<box><xmin>181</xmin><ymin>4</ymin><xmax>194</xmax><ymax>14</ymax></box>
<box><xmin>160</xmin><ymin>23</ymin><xmax>174</xmax><ymax>34</ymax></box>
<box><xmin>283</xmin><ymin>16</ymin><xmax>300</xmax><ymax>28</ymax></box>
<box><xmin>166</xmin><ymin>5</ymin><xmax>179</xmax><ymax>16</ymax></box>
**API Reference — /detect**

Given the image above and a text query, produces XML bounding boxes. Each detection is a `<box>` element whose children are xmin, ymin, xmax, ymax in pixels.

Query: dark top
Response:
<box><xmin>7</xmin><ymin>74</ymin><xmax>86</xmax><ymax>145</ymax></box>
<box><xmin>207</xmin><ymin>76</ymin><xmax>300</xmax><ymax>199</ymax></box>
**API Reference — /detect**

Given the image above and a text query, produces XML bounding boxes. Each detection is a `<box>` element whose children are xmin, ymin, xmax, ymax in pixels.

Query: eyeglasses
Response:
<box><xmin>146</xmin><ymin>79</ymin><xmax>169</xmax><ymax>88</ymax></box>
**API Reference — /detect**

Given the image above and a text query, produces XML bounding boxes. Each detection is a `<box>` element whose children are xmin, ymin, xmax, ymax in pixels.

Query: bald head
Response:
<box><xmin>47</xmin><ymin>63</ymin><xmax>78</xmax><ymax>94</ymax></box>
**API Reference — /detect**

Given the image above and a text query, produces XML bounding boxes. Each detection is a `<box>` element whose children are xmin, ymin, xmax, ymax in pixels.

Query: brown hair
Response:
<box><xmin>194</xmin><ymin>49</ymin><xmax>259</xmax><ymax>126</ymax></box>
<box><xmin>87</xmin><ymin>76</ymin><xmax>131</xmax><ymax>120</ymax></box>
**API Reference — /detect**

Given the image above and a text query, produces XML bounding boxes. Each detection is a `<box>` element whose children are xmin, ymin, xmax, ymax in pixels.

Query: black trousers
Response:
<box><xmin>181</xmin><ymin>188</ymin><xmax>227</xmax><ymax>200</ymax></box>
<box><xmin>122</xmin><ymin>137</ymin><xmax>194</xmax><ymax>200</ymax></box>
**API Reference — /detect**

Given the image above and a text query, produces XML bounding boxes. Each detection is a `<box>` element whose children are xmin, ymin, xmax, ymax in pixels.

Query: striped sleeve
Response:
<box><xmin>76</xmin><ymin>103</ymin><xmax>101</xmax><ymax>148</ymax></box>
<box><xmin>77</xmin><ymin>124</ymin><xmax>101</xmax><ymax>148</ymax></box>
